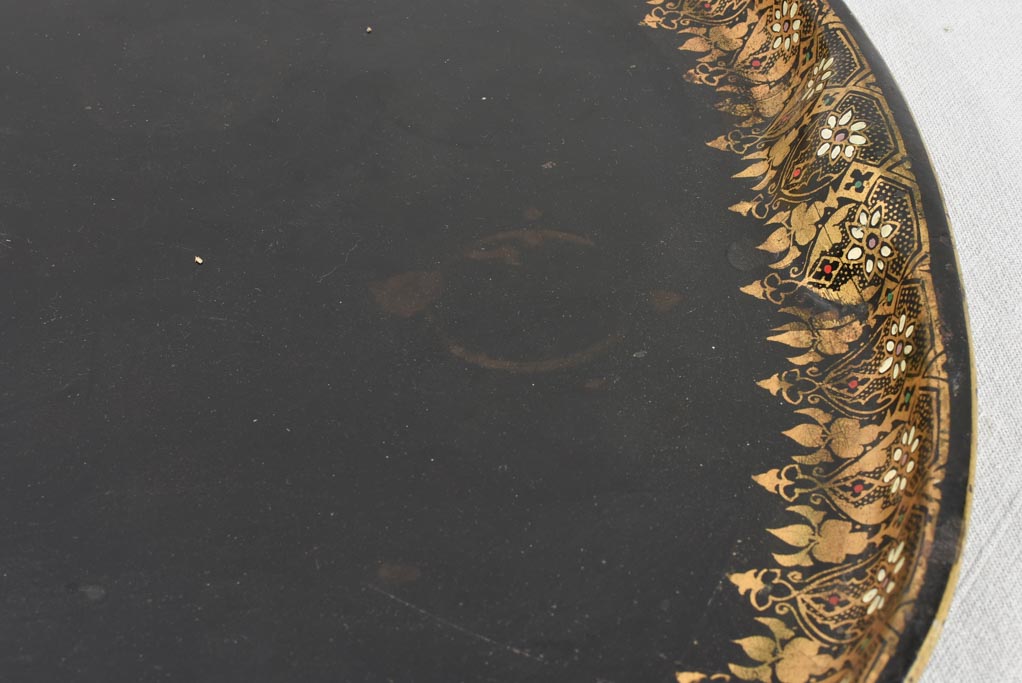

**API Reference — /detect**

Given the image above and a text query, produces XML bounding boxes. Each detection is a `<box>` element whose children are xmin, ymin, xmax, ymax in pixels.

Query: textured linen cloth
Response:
<box><xmin>843</xmin><ymin>2</ymin><xmax>1022</xmax><ymax>681</ymax></box>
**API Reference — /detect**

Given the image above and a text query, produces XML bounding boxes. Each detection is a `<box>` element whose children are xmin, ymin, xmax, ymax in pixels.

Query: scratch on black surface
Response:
<box><xmin>317</xmin><ymin>240</ymin><xmax>362</xmax><ymax>283</ymax></box>
<box><xmin>364</xmin><ymin>584</ymin><xmax>546</xmax><ymax>663</ymax></box>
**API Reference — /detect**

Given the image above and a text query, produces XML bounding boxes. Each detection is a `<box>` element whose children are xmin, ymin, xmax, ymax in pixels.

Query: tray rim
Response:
<box><xmin>639</xmin><ymin>0</ymin><xmax>976</xmax><ymax>680</ymax></box>
<box><xmin>829</xmin><ymin>3</ymin><xmax>977</xmax><ymax>680</ymax></box>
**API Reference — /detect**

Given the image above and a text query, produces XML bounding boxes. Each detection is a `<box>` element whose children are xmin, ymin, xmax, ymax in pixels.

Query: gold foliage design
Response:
<box><xmin>641</xmin><ymin>1</ymin><xmax>953</xmax><ymax>681</ymax></box>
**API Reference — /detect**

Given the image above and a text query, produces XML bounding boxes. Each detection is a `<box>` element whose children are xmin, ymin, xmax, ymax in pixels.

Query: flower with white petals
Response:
<box><xmin>771</xmin><ymin>1</ymin><xmax>802</xmax><ymax>51</ymax></box>
<box><xmin>879</xmin><ymin>313</ymin><xmax>915</xmax><ymax>379</ymax></box>
<box><xmin>817</xmin><ymin>109</ymin><xmax>868</xmax><ymax>161</ymax></box>
<box><xmin>883</xmin><ymin>425</ymin><xmax>920</xmax><ymax>493</ymax></box>
<box><xmin>802</xmin><ymin>57</ymin><xmax>835</xmax><ymax>101</ymax></box>
<box><xmin>862</xmin><ymin>541</ymin><xmax>906</xmax><ymax>615</ymax></box>
<box><xmin>845</xmin><ymin>206</ymin><xmax>897</xmax><ymax>275</ymax></box>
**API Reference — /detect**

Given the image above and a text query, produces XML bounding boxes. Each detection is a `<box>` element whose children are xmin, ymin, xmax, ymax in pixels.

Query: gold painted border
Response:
<box><xmin>638</xmin><ymin>1</ymin><xmax>972</xmax><ymax>681</ymax></box>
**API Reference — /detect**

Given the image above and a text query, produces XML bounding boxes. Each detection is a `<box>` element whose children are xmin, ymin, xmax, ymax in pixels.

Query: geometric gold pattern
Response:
<box><xmin>641</xmin><ymin>2</ymin><xmax>955</xmax><ymax>681</ymax></box>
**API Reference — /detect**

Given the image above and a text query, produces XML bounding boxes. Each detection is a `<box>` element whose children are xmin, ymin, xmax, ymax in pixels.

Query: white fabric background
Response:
<box><xmin>843</xmin><ymin>2</ymin><xmax>1022</xmax><ymax>681</ymax></box>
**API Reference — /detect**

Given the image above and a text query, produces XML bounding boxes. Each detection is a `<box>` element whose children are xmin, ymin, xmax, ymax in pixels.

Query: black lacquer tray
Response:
<box><xmin>0</xmin><ymin>1</ymin><xmax>972</xmax><ymax>682</ymax></box>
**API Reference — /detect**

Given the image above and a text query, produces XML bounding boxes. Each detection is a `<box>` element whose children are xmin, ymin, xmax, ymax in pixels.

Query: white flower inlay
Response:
<box><xmin>817</xmin><ymin>109</ymin><xmax>868</xmax><ymax>161</ymax></box>
<box><xmin>862</xmin><ymin>541</ymin><xmax>907</xmax><ymax>615</ymax></box>
<box><xmin>845</xmin><ymin>206</ymin><xmax>897</xmax><ymax>275</ymax></box>
<box><xmin>879</xmin><ymin>313</ymin><xmax>915</xmax><ymax>379</ymax></box>
<box><xmin>883</xmin><ymin>425</ymin><xmax>920</xmax><ymax>493</ymax></box>
<box><xmin>802</xmin><ymin>57</ymin><xmax>835</xmax><ymax>101</ymax></box>
<box><xmin>771</xmin><ymin>1</ymin><xmax>802</xmax><ymax>51</ymax></box>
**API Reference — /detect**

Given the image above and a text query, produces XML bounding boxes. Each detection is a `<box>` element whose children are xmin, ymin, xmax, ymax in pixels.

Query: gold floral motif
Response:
<box><xmin>641</xmin><ymin>0</ymin><xmax>954</xmax><ymax>681</ymax></box>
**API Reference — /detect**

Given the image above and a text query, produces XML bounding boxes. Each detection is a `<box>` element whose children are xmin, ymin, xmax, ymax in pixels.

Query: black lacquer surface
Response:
<box><xmin>0</xmin><ymin>1</ymin><xmax>970</xmax><ymax>682</ymax></box>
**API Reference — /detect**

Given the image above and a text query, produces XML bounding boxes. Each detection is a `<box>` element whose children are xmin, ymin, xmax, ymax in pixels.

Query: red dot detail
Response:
<box><xmin>848</xmin><ymin>379</ymin><xmax>859</xmax><ymax>389</ymax></box>
<box><xmin>751</xmin><ymin>59</ymin><xmax>762</xmax><ymax>67</ymax></box>
<box><xmin>792</xmin><ymin>167</ymin><xmax>802</xmax><ymax>178</ymax></box>
<box><xmin>828</xmin><ymin>594</ymin><xmax>841</xmax><ymax>606</ymax></box>
<box><xmin>823</xmin><ymin>264</ymin><xmax>833</xmax><ymax>274</ymax></box>
<box><xmin>853</xmin><ymin>483</ymin><xmax>865</xmax><ymax>494</ymax></box>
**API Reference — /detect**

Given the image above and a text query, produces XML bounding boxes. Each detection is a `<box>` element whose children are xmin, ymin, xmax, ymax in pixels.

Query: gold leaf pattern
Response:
<box><xmin>638</xmin><ymin>0</ymin><xmax>955</xmax><ymax>681</ymax></box>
